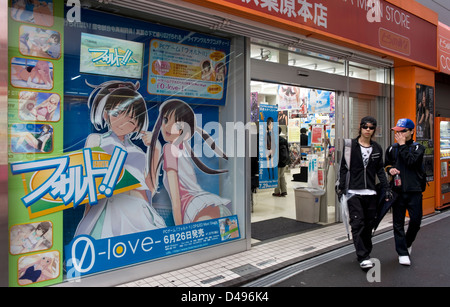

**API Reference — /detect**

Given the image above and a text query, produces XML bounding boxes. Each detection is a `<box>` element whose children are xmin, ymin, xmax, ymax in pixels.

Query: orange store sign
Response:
<box><xmin>187</xmin><ymin>0</ymin><xmax>437</xmax><ymax>68</ymax></box>
<box><xmin>438</xmin><ymin>22</ymin><xmax>450</xmax><ymax>75</ymax></box>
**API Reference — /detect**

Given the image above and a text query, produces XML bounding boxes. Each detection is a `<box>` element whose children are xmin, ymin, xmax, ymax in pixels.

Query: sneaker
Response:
<box><xmin>399</xmin><ymin>255</ymin><xmax>411</xmax><ymax>266</ymax></box>
<box><xmin>360</xmin><ymin>260</ymin><xmax>374</xmax><ymax>269</ymax></box>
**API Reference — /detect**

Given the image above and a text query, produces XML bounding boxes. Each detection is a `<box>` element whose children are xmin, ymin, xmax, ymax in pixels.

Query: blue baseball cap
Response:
<box><xmin>392</xmin><ymin>118</ymin><xmax>415</xmax><ymax>131</ymax></box>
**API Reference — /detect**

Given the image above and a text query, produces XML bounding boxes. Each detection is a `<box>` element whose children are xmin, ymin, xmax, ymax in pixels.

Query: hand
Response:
<box><xmin>389</xmin><ymin>167</ymin><xmax>400</xmax><ymax>176</ymax></box>
<box><xmin>141</xmin><ymin>130</ymin><xmax>153</xmax><ymax>146</ymax></box>
<box><xmin>385</xmin><ymin>189</ymin><xmax>393</xmax><ymax>202</ymax></box>
<box><xmin>395</xmin><ymin>132</ymin><xmax>406</xmax><ymax>145</ymax></box>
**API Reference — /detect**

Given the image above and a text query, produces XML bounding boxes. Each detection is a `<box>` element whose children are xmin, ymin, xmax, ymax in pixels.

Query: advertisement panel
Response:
<box><xmin>8</xmin><ymin>2</ymin><xmax>238</xmax><ymax>287</ymax></box>
<box><xmin>258</xmin><ymin>104</ymin><xmax>278</xmax><ymax>189</ymax></box>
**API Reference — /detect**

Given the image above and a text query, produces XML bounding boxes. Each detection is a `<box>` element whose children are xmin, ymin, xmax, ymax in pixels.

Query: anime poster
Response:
<box><xmin>308</xmin><ymin>89</ymin><xmax>331</xmax><ymax>113</ymax></box>
<box><xmin>277</xmin><ymin>85</ymin><xmax>307</xmax><ymax>113</ymax></box>
<box><xmin>416</xmin><ymin>84</ymin><xmax>435</xmax><ymax>182</ymax></box>
<box><xmin>64</xmin><ymin>8</ymin><xmax>230</xmax><ymax>106</ymax></box>
<box><xmin>8</xmin><ymin>4</ymin><xmax>238</xmax><ymax>286</ymax></box>
<box><xmin>258</xmin><ymin>104</ymin><xmax>278</xmax><ymax>189</ymax></box>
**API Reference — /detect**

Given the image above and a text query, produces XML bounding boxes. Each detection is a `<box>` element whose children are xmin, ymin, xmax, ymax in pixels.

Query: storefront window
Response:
<box><xmin>7</xmin><ymin>2</ymin><xmax>244</xmax><ymax>287</ymax></box>
<box><xmin>349</xmin><ymin>61</ymin><xmax>388</xmax><ymax>83</ymax></box>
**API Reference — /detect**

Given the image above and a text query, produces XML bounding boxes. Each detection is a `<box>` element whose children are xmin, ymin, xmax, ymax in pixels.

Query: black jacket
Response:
<box><xmin>385</xmin><ymin>139</ymin><xmax>425</xmax><ymax>192</ymax></box>
<box><xmin>338</xmin><ymin>137</ymin><xmax>389</xmax><ymax>193</ymax></box>
<box><xmin>278</xmin><ymin>136</ymin><xmax>289</xmax><ymax>168</ymax></box>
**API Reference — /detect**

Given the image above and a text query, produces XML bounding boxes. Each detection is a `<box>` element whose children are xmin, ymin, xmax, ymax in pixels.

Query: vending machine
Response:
<box><xmin>435</xmin><ymin>117</ymin><xmax>450</xmax><ymax>209</ymax></box>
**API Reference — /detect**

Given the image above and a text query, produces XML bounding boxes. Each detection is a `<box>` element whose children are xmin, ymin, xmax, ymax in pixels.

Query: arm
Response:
<box><xmin>166</xmin><ymin>169</ymin><xmax>183</xmax><ymax>225</ymax></box>
<box><xmin>337</xmin><ymin>143</ymin><xmax>348</xmax><ymax>193</ymax></box>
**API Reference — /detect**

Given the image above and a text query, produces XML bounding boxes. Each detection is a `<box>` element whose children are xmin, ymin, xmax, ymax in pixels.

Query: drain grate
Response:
<box><xmin>230</xmin><ymin>264</ymin><xmax>260</xmax><ymax>276</ymax></box>
<box><xmin>200</xmin><ymin>275</ymin><xmax>225</xmax><ymax>284</ymax></box>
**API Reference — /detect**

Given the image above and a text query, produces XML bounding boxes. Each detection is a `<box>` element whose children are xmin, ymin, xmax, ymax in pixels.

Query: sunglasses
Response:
<box><xmin>398</xmin><ymin>129</ymin><xmax>409</xmax><ymax>133</ymax></box>
<box><xmin>361</xmin><ymin>125</ymin><xmax>376</xmax><ymax>130</ymax></box>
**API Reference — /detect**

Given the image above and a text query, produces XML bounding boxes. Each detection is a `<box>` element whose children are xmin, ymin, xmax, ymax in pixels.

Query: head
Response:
<box><xmin>49</xmin><ymin>33</ymin><xmax>60</xmax><ymax>44</ymax></box>
<box><xmin>36</xmin><ymin>222</ymin><xmax>51</xmax><ymax>237</ymax></box>
<box><xmin>41</xmin><ymin>124</ymin><xmax>51</xmax><ymax>133</ymax></box>
<box><xmin>158</xmin><ymin>99</ymin><xmax>195</xmax><ymax>145</ymax></box>
<box><xmin>86</xmin><ymin>80</ymin><xmax>148</xmax><ymax>140</ymax></box>
<box><xmin>300</xmin><ymin>128</ymin><xmax>307</xmax><ymax>134</ymax></box>
<box><xmin>391</xmin><ymin>118</ymin><xmax>415</xmax><ymax>141</ymax></box>
<box><xmin>267</xmin><ymin>117</ymin><xmax>274</xmax><ymax>131</ymax></box>
<box><xmin>359</xmin><ymin>116</ymin><xmax>377</xmax><ymax>139</ymax></box>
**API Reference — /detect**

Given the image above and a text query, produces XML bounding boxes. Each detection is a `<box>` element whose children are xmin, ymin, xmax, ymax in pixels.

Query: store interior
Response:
<box><xmin>250</xmin><ymin>80</ymin><xmax>337</xmax><ymax>242</ymax></box>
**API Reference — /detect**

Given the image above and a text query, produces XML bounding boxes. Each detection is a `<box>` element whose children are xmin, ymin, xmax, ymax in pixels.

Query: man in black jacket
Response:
<box><xmin>337</xmin><ymin>116</ymin><xmax>390</xmax><ymax>269</ymax></box>
<box><xmin>385</xmin><ymin>118</ymin><xmax>425</xmax><ymax>266</ymax></box>
<box><xmin>273</xmin><ymin>127</ymin><xmax>289</xmax><ymax>197</ymax></box>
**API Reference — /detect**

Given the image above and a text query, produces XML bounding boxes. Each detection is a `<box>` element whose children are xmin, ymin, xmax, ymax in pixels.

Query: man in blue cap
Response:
<box><xmin>385</xmin><ymin>118</ymin><xmax>425</xmax><ymax>266</ymax></box>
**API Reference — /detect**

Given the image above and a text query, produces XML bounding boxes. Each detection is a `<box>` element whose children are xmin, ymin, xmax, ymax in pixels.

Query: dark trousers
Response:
<box><xmin>392</xmin><ymin>192</ymin><xmax>422</xmax><ymax>256</ymax></box>
<box><xmin>347</xmin><ymin>194</ymin><xmax>378</xmax><ymax>262</ymax></box>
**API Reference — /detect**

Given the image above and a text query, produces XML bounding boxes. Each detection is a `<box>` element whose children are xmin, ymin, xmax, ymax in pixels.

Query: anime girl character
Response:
<box><xmin>147</xmin><ymin>99</ymin><xmax>231</xmax><ymax>225</ymax></box>
<box><xmin>11</xmin><ymin>124</ymin><xmax>53</xmax><ymax>152</ymax></box>
<box><xmin>200</xmin><ymin>60</ymin><xmax>215</xmax><ymax>81</ymax></box>
<box><xmin>31</xmin><ymin>93</ymin><xmax>60</xmax><ymax>121</ymax></box>
<box><xmin>10</xmin><ymin>222</ymin><xmax>52</xmax><ymax>255</ymax></box>
<box><xmin>18</xmin><ymin>251</ymin><xmax>58</xmax><ymax>285</ymax></box>
<box><xmin>214</xmin><ymin>62</ymin><xmax>226</xmax><ymax>82</ymax></box>
<box><xmin>12</xmin><ymin>60</ymin><xmax>52</xmax><ymax>89</ymax></box>
<box><xmin>74</xmin><ymin>80</ymin><xmax>166</xmax><ymax>239</ymax></box>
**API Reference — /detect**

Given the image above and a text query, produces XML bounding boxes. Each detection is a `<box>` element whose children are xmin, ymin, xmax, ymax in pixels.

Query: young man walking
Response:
<box><xmin>385</xmin><ymin>118</ymin><xmax>425</xmax><ymax>266</ymax></box>
<box><xmin>337</xmin><ymin>116</ymin><xmax>391</xmax><ymax>269</ymax></box>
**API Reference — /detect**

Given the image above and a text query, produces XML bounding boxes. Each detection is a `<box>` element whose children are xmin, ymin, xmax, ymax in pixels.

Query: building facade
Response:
<box><xmin>0</xmin><ymin>0</ymin><xmax>445</xmax><ymax>287</ymax></box>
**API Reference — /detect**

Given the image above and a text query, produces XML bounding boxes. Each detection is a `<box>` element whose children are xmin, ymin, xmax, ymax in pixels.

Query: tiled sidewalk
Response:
<box><xmin>117</xmin><ymin>214</ymin><xmax>394</xmax><ymax>287</ymax></box>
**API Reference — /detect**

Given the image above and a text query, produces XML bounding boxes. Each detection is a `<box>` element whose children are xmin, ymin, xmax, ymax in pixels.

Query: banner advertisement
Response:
<box><xmin>258</xmin><ymin>104</ymin><xmax>279</xmax><ymax>189</ymax></box>
<box><xmin>416</xmin><ymin>84</ymin><xmax>435</xmax><ymax>182</ymax></box>
<box><xmin>8</xmin><ymin>2</ymin><xmax>238</xmax><ymax>287</ymax></box>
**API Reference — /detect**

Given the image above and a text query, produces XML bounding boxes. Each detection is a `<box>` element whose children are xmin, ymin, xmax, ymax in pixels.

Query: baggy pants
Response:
<box><xmin>347</xmin><ymin>194</ymin><xmax>378</xmax><ymax>262</ymax></box>
<box><xmin>392</xmin><ymin>191</ymin><xmax>422</xmax><ymax>256</ymax></box>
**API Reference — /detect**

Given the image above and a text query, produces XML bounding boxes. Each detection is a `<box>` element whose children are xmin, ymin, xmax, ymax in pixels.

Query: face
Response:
<box><xmin>48</xmin><ymin>95</ymin><xmax>59</xmax><ymax>111</ymax></box>
<box><xmin>107</xmin><ymin>109</ymin><xmax>139</xmax><ymax>138</ymax></box>
<box><xmin>161</xmin><ymin>112</ymin><xmax>184</xmax><ymax>143</ymax></box>
<box><xmin>396</xmin><ymin>128</ymin><xmax>413</xmax><ymax>141</ymax></box>
<box><xmin>360</xmin><ymin>123</ymin><xmax>375</xmax><ymax>138</ymax></box>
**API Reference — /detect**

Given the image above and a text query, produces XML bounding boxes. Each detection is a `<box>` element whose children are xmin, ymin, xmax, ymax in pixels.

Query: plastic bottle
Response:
<box><xmin>394</xmin><ymin>174</ymin><xmax>402</xmax><ymax>187</ymax></box>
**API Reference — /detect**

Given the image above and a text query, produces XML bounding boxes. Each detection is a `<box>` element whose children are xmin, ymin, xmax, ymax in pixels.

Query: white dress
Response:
<box><xmin>74</xmin><ymin>131</ymin><xmax>166</xmax><ymax>239</ymax></box>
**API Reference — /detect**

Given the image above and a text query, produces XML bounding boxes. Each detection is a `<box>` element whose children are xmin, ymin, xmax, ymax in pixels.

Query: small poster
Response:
<box><xmin>258</xmin><ymin>104</ymin><xmax>278</xmax><ymax>189</ymax></box>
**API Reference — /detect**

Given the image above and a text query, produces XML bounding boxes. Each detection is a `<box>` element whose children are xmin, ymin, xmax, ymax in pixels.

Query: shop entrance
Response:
<box><xmin>250</xmin><ymin>80</ymin><xmax>338</xmax><ymax>242</ymax></box>
<box><xmin>249</xmin><ymin>42</ymin><xmax>392</xmax><ymax>243</ymax></box>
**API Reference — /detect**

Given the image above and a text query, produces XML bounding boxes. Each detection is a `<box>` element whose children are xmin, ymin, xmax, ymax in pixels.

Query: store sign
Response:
<box><xmin>191</xmin><ymin>0</ymin><xmax>437</xmax><ymax>67</ymax></box>
<box><xmin>438</xmin><ymin>22</ymin><xmax>450</xmax><ymax>75</ymax></box>
<box><xmin>10</xmin><ymin>147</ymin><xmax>140</xmax><ymax>218</ymax></box>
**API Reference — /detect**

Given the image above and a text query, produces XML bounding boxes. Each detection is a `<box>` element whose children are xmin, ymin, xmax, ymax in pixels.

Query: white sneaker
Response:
<box><xmin>360</xmin><ymin>260</ymin><xmax>374</xmax><ymax>269</ymax></box>
<box><xmin>399</xmin><ymin>255</ymin><xmax>411</xmax><ymax>266</ymax></box>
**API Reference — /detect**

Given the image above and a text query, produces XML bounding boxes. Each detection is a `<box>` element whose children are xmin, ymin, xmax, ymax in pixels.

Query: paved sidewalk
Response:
<box><xmin>118</xmin><ymin>212</ymin><xmax>397</xmax><ymax>287</ymax></box>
